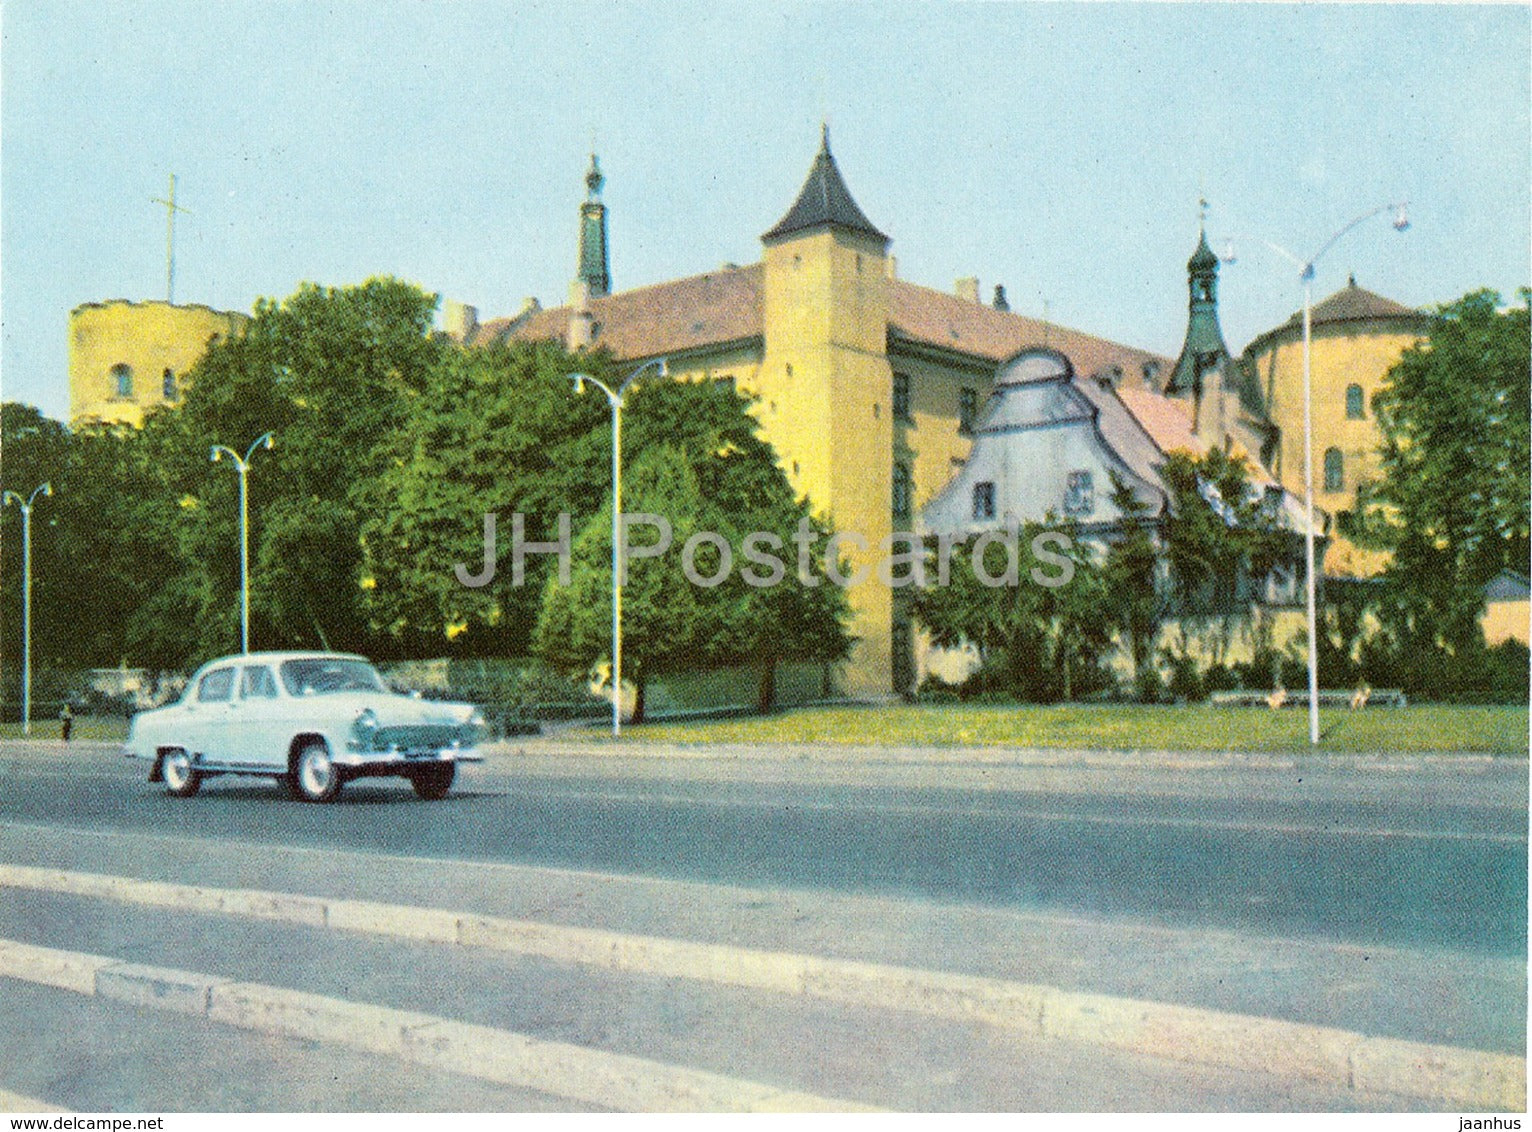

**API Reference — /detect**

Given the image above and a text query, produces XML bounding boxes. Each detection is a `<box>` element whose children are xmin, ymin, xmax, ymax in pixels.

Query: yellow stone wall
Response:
<box><xmin>1248</xmin><ymin>321</ymin><xmax>1422</xmax><ymax>516</ymax></box>
<box><xmin>70</xmin><ymin>301</ymin><xmax>247</xmax><ymax>426</ymax></box>
<box><xmin>759</xmin><ymin>229</ymin><xmax>896</xmax><ymax>696</ymax></box>
<box><xmin>892</xmin><ymin>351</ymin><xmax>991</xmax><ymax>513</ymax></box>
<box><xmin>1483</xmin><ymin>599</ymin><xmax>1530</xmax><ymax>647</ymax></box>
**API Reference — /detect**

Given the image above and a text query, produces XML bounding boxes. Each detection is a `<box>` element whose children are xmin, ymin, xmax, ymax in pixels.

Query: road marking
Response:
<box><xmin>0</xmin><ymin>937</ymin><xmax>876</xmax><ymax>1113</ymax></box>
<box><xmin>0</xmin><ymin>1089</ymin><xmax>68</xmax><ymax>1113</ymax></box>
<box><xmin>0</xmin><ymin>861</ymin><xmax>1522</xmax><ymax>1110</ymax></box>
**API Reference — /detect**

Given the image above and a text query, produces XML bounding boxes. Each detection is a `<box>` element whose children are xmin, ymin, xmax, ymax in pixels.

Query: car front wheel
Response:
<box><xmin>162</xmin><ymin>748</ymin><xmax>201</xmax><ymax>798</ymax></box>
<box><xmin>409</xmin><ymin>763</ymin><xmax>455</xmax><ymax>800</ymax></box>
<box><xmin>293</xmin><ymin>741</ymin><xmax>344</xmax><ymax>803</ymax></box>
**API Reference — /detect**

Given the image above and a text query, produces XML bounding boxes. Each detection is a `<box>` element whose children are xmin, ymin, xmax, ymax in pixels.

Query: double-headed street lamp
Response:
<box><xmin>1230</xmin><ymin>202</ymin><xmax>1409</xmax><ymax>746</ymax></box>
<box><xmin>210</xmin><ymin>432</ymin><xmax>275</xmax><ymax>654</ymax></box>
<box><xmin>4</xmin><ymin>482</ymin><xmax>53</xmax><ymax>735</ymax></box>
<box><xmin>567</xmin><ymin>358</ymin><xmax>668</xmax><ymax>738</ymax></box>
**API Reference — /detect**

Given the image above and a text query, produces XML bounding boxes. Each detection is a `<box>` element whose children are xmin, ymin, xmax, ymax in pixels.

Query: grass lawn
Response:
<box><xmin>0</xmin><ymin>715</ymin><xmax>130</xmax><ymax>742</ymax></box>
<box><xmin>3</xmin><ymin>704</ymin><xmax>1524</xmax><ymax>755</ymax></box>
<box><xmin>623</xmin><ymin>703</ymin><xmax>1530</xmax><ymax>755</ymax></box>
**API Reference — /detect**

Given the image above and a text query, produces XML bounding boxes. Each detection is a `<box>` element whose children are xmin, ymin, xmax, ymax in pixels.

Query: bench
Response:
<box><xmin>1209</xmin><ymin>688</ymin><xmax>1407</xmax><ymax>709</ymax></box>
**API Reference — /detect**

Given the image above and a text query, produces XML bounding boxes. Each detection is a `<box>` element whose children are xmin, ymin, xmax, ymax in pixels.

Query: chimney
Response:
<box><xmin>955</xmin><ymin>277</ymin><xmax>980</xmax><ymax>304</ymax></box>
<box><xmin>885</xmin><ymin>255</ymin><xmax>898</xmax><ymax>281</ymax></box>
<box><xmin>442</xmin><ymin>300</ymin><xmax>478</xmax><ymax>341</ymax></box>
<box><xmin>992</xmin><ymin>284</ymin><xmax>1010</xmax><ymax>312</ymax></box>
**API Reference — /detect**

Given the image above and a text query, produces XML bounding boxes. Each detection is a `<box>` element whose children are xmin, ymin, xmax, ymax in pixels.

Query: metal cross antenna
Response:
<box><xmin>4</xmin><ymin>483</ymin><xmax>54</xmax><ymax>735</ymax></box>
<box><xmin>1224</xmin><ymin>202</ymin><xmax>1409</xmax><ymax>747</ymax></box>
<box><xmin>210</xmin><ymin>432</ymin><xmax>276</xmax><ymax>654</ymax></box>
<box><xmin>151</xmin><ymin>174</ymin><xmax>191</xmax><ymax>304</ymax></box>
<box><xmin>567</xmin><ymin>357</ymin><xmax>669</xmax><ymax>738</ymax></box>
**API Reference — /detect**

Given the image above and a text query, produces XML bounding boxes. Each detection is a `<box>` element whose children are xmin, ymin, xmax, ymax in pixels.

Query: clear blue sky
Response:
<box><xmin>4</xmin><ymin>1</ymin><xmax>1529</xmax><ymax>421</ymax></box>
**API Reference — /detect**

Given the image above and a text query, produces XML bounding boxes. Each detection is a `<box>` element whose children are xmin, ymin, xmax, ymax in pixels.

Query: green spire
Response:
<box><xmin>577</xmin><ymin>153</ymin><xmax>610</xmax><ymax>298</ymax></box>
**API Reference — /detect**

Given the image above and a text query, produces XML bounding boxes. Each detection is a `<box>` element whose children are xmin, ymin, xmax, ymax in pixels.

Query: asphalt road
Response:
<box><xmin>0</xmin><ymin>739</ymin><xmax>1525</xmax><ymax>1111</ymax></box>
<box><xmin>2</xmin><ymin>740</ymin><xmax>1525</xmax><ymax>956</ymax></box>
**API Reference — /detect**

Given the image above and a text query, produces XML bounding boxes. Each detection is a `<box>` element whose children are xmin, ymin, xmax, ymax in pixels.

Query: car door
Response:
<box><xmin>187</xmin><ymin>666</ymin><xmax>236</xmax><ymax>762</ymax></box>
<box><xmin>235</xmin><ymin>664</ymin><xmax>284</xmax><ymax>769</ymax></box>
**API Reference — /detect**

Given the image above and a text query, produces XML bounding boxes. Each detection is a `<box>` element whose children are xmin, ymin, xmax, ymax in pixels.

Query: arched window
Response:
<box><xmin>162</xmin><ymin>368</ymin><xmax>177</xmax><ymax>401</ymax></box>
<box><xmin>111</xmin><ymin>364</ymin><xmax>133</xmax><ymax>398</ymax></box>
<box><xmin>1323</xmin><ymin>448</ymin><xmax>1345</xmax><ymax>493</ymax></box>
<box><xmin>1345</xmin><ymin>383</ymin><xmax>1365</xmax><ymax>419</ymax></box>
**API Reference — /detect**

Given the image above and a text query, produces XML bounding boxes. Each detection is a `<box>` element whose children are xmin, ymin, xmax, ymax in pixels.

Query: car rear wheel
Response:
<box><xmin>409</xmin><ymin>763</ymin><xmax>455</xmax><ymax>800</ymax></box>
<box><xmin>293</xmin><ymin>741</ymin><xmax>344</xmax><ymax>803</ymax></box>
<box><xmin>162</xmin><ymin>748</ymin><xmax>201</xmax><ymax>798</ymax></box>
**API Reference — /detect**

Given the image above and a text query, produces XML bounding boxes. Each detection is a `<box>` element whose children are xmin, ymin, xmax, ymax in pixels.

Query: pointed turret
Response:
<box><xmin>575</xmin><ymin>153</ymin><xmax>611</xmax><ymax>299</ymax></box>
<box><xmin>762</xmin><ymin>126</ymin><xmax>888</xmax><ymax>247</ymax></box>
<box><xmin>1164</xmin><ymin>222</ymin><xmax>1230</xmax><ymax>400</ymax></box>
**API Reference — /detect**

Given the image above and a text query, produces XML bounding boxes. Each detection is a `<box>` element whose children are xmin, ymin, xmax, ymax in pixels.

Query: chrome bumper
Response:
<box><xmin>331</xmin><ymin>747</ymin><xmax>485</xmax><ymax>769</ymax></box>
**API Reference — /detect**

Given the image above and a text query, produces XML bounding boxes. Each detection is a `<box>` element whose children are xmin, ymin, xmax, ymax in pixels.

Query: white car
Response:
<box><xmin>124</xmin><ymin>651</ymin><xmax>487</xmax><ymax>803</ymax></box>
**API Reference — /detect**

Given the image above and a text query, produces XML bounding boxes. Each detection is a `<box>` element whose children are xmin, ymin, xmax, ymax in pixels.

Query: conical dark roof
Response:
<box><xmin>763</xmin><ymin>129</ymin><xmax>888</xmax><ymax>245</ymax></box>
<box><xmin>1187</xmin><ymin>230</ymin><xmax>1218</xmax><ymax>272</ymax></box>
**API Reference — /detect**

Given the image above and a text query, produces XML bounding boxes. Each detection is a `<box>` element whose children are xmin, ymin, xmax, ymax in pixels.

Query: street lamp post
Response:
<box><xmin>210</xmin><ymin>432</ymin><xmax>275</xmax><ymax>654</ymax></box>
<box><xmin>567</xmin><ymin>358</ymin><xmax>668</xmax><ymax>738</ymax></box>
<box><xmin>1236</xmin><ymin>203</ymin><xmax>1409</xmax><ymax>746</ymax></box>
<box><xmin>4</xmin><ymin>482</ymin><xmax>53</xmax><ymax>735</ymax></box>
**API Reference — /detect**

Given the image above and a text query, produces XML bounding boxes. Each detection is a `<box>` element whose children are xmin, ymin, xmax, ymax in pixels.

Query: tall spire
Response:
<box><xmin>575</xmin><ymin>153</ymin><xmax>611</xmax><ymax>298</ymax></box>
<box><xmin>1164</xmin><ymin>209</ymin><xmax>1232</xmax><ymax>408</ymax></box>
<box><xmin>762</xmin><ymin>130</ymin><xmax>888</xmax><ymax>246</ymax></box>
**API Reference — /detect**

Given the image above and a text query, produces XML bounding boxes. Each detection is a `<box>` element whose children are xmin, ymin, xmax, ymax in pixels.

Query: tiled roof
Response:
<box><xmin>762</xmin><ymin>134</ymin><xmax>888</xmax><ymax>245</ymax></box>
<box><xmin>1116</xmin><ymin>384</ymin><xmax>1282</xmax><ymax>490</ymax></box>
<box><xmin>481</xmin><ymin>264</ymin><xmax>1170</xmax><ymax>384</ymax></box>
<box><xmin>480</xmin><ymin>265</ymin><xmax>765</xmax><ymax>358</ymax></box>
<box><xmin>1259</xmin><ymin>282</ymin><xmax>1428</xmax><ymax>341</ymax></box>
<box><xmin>887</xmin><ymin>279</ymin><xmax>1169</xmax><ymax>379</ymax></box>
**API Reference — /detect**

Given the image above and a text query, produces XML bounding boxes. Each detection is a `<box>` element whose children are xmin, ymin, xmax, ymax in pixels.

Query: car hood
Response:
<box><xmin>295</xmin><ymin>691</ymin><xmax>479</xmax><ymax>726</ymax></box>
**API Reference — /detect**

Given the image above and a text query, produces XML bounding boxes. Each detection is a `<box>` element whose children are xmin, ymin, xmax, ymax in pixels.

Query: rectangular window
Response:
<box><xmin>972</xmin><ymin>481</ymin><xmax>996</xmax><ymax>521</ymax></box>
<box><xmin>892</xmin><ymin>373</ymin><xmax>911</xmax><ymax>420</ymax></box>
<box><xmin>959</xmin><ymin>388</ymin><xmax>978</xmax><ymax>434</ymax></box>
<box><xmin>1064</xmin><ymin>470</ymin><xmax>1095</xmax><ymax>516</ymax></box>
<box><xmin>240</xmin><ymin>666</ymin><xmax>279</xmax><ymax>699</ymax></box>
<box><xmin>197</xmin><ymin>668</ymin><xmax>235</xmax><ymax>703</ymax></box>
<box><xmin>892</xmin><ymin>462</ymin><xmax>912</xmax><ymax>519</ymax></box>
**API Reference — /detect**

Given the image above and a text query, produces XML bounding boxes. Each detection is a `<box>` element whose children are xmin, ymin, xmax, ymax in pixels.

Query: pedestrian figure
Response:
<box><xmin>59</xmin><ymin>703</ymin><xmax>73</xmax><ymax>743</ymax></box>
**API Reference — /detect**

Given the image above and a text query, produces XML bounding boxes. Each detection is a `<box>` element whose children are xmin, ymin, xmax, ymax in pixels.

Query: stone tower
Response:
<box><xmin>1163</xmin><ymin>211</ymin><xmax>1273</xmax><ymax>463</ymax></box>
<box><xmin>758</xmin><ymin>128</ymin><xmax>896</xmax><ymax>696</ymax></box>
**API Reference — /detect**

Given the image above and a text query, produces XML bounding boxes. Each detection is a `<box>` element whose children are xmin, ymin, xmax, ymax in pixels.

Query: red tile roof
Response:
<box><xmin>476</xmin><ymin>265</ymin><xmax>764</xmax><ymax>358</ymax></box>
<box><xmin>887</xmin><ymin>278</ymin><xmax>1168</xmax><ymax>378</ymax></box>
<box><xmin>480</xmin><ymin>263</ymin><xmax>1169</xmax><ymax>383</ymax></box>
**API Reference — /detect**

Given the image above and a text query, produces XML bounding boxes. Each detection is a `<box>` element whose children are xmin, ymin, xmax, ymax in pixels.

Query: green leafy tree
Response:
<box><xmin>913</xmin><ymin>525</ymin><xmax>1106</xmax><ymax>702</ymax></box>
<box><xmin>358</xmin><ymin>340</ymin><xmax>609</xmax><ymax>655</ymax></box>
<box><xmin>156</xmin><ymin>277</ymin><xmax>446</xmax><ymax>658</ymax></box>
<box><xmin>1366</xmin><ymin>289</ymin><xmax>1531</xmax><ymax>657</ymax></box>
<box><xmin>533</xmin><ymin>377</ymin><xmax>853</xmax><ymax>719</ymax></box>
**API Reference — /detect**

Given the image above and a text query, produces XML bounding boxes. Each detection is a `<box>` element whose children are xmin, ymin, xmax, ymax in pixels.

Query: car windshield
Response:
<box><xmin>280</xmin><ymin>658</ymin><xmax>387</xmax><ymax>696</ymax></box>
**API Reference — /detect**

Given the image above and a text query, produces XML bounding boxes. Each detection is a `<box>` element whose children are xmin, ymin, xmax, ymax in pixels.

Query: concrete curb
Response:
<box><xmin>2</xmin><ymin>862</ymin><xmax>1523</xmax><ymax>1109</ymax></box>
<box><xmin>0</xmin><ymin>937</ymin><xmax>874</xmax><ymax>1113</ymax></box>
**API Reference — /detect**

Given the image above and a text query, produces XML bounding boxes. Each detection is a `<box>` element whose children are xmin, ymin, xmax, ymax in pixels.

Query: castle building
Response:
<box><xmin>69</xmin><ymin>299</ymin><xmax>247</xmax><ymax>427</ymax></box>
<box><xmin>1243</xmin><ymin>279</ymin><xmax>1433</xmax><ymax>519</ymax></box>
<box><xmin>465</xmin><ymin>131</ymin><xmax>1167</xmax><ymax>695</ymax></box>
